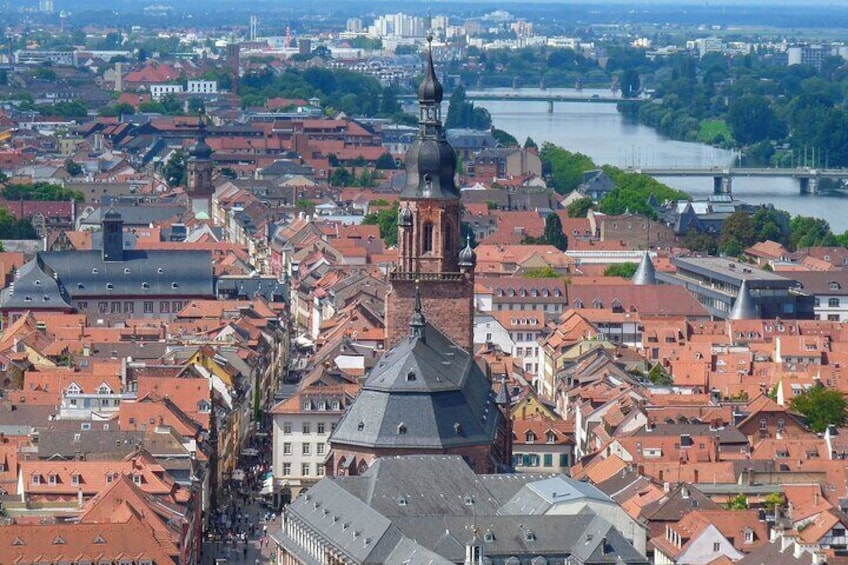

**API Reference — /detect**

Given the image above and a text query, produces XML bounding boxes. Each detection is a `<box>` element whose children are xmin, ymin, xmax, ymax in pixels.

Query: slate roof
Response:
<box><xmin>329</xmin><ymin>320</ymin><xmax>501</xmax><ymax>450</ymax></box>
<box><xmin>282</xmin><ymin>456</ymin><xmax>650</xmax><ymax>565</ymax></box>
<box><xmin>34</xmin><ymin>249</ymin><xmax>215</xmax><ymax>298</ymax></box>
<box><xmin>0</xmin><ymin>255</ymin><xmax>73</xmax><ymax>309</ymax></box>
<box><xmin>79</xmin><ymin>205</ymin><xmax>184</xmax><ymax>227</ymax></box>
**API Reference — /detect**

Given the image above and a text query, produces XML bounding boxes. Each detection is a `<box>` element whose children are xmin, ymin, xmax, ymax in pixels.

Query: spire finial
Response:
<box><xmin>409</xmin><ymin>279</ymin><xmax>426</xmax><ymax>339</ymax></box>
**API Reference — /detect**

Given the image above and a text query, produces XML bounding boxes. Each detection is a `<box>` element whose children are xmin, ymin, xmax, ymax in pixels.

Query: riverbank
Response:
<box><xmin>474</xmin><ymin>93</ymin><xmax>848</xmax><ymax>232</ymax></box>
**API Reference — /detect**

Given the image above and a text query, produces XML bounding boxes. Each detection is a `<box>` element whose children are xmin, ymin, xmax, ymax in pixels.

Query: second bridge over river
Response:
<box><xmin>624</xmin><ymin>166</ymin><xmax>848</xmax><ymax>194</ymax></box>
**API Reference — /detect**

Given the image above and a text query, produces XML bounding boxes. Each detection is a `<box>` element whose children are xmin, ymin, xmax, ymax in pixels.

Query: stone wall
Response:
<box><xmin>385</xmin><ymin>275</ymin><xmax>474</xmax><ymax>350</ymax></box>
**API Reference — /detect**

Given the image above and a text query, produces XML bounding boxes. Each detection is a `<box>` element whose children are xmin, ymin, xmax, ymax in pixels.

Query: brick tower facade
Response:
<box><xmin>186</xmin><ymin>112</ymin><xmax>214</xmax><ymax>215</ymax></box>
<box><xmin>385</xmin><ymin>39</ymin><xmax>476</xmax><ymax>350</ymax></box>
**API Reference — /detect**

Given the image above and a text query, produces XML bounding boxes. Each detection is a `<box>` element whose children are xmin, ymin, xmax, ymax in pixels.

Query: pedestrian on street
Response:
<box><xmin>243</xmin><ymin>545</ymin><xmax>248</xmax><ymax>560</ymax></box>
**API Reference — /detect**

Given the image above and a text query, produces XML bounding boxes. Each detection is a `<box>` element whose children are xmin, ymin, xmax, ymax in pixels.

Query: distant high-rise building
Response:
<box><xmin>38</xmin><ymin>0</ymin><xmax>53</xmax><ymax>13</ymax></box>
<box><xmin>346</xmin><ymin>18</ymin><xmax>363</xmax><ymax>33</ymax></box>
<box><xmin>787</xmin><ymin>44</ymin><xmax>833</xmax><ymax>70</ymax></box>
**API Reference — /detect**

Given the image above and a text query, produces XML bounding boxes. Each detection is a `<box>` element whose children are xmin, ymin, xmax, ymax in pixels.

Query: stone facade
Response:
<box><xmin>385</xmin><ymin>273</ymin><xmax>474</xmax><ymax>350</ymax></box>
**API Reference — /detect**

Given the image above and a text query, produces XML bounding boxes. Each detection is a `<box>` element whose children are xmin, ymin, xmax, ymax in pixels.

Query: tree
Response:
<box><xmin>163</xmin><ymin>150</ymin><xmax>187</xmax><ymax>187</ymax></box>
<box><xmin>567</xmin><ymin>197</ymin><xmax>594</xmax><ymax>218</ymax></box>
<box><xmin>379</xmin><ymin>86</ymin><xmax>401</xmax><ymax>116</ymax></box>
<box><xmin>718</xmin><ymin>211</ymin><xmax>757</xmax><ymax>256</ymax></box>
<box><xmin>492</xmin><ymin>128</ymin><xmax>518</xmax><ymax>146</ymax></box>
<box><xmin>64</xmin><ymin>159</ymin><xmax>83</xmax><ymax>177</ymax></box>
<box><xmin>604</xmin><ymin>262</ymin><xmax>638</xmax><ymax>278</ymax></box>
<box><xmin>789</xmin><ymin>215</ymin><xmax>837</xmax><ymax>251</ymax></box>
<box><xmin>524</xmin><ymin>137</ymin><xmax>538</xmax><ymax>150</ymax></box>
<box><xmin>620</xmin><ymin>68</ymin><xmax>641</xmax><ymax>98</ymax></box>
<box><xmin>726</xmin><ymin>95</ymin><xmax>785</xmax><ymax>146</ymax></box>
<box><xmin>726</xmin><ymin>494</ymin><xmax>749</xmax><ymax>510</ymax></box>
<box><xmin>647</xmin><ymin>363</ymin><xmax>673</xmax><ymax>386</ymax></box>
<box><xmin>543</xmin><ymin>214</ymin><xmax>568</xmax><ymax>251</ymax></box>
<box><xmin>329</xmin><ymin>168</ymin><xmax>354</xmax><ymax>187</ymax></box>
<box><xmin>763</xmin><ymin>492</ymin><xmax>784</xmax><ymax>511</ymax></box>
<box><xmin>790</xmin><ymin>386</ymin><xmax>847</xmax><ymax>433</ymax></box>
<box><xmin>375</xmin><ymin>153</ymin><xmax>398</xmax><ymax>170</ymax></box>
<box><xmin>445</xmin><ymin>85</ymin><xmax>492</xmax><ymax>130</ymax></box>
<box><xmin>523</xmin><ymin>266</ymin><xmax>562</xmax><ymax>278</ymax></box>
<box><xmin>362</xmin><ymin>202</ymin><xmax>399</xmax><ymax>247</ymax></box>
<box><xmin>2</xmin><ymin>182</ymin><xmax>83</xmax><ymax>201</ymax></box>
<box><xmin>539</xmin><ymin>143</ymin><xmax>596</xmax><ymax>194</ymax></box>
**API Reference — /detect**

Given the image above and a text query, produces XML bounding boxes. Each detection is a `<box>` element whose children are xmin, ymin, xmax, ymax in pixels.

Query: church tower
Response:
<box><xmin>186</xmin><ymin>111</ymin><xmax>214</xmax><ymax>215</ymax></box>
<box><xmin>385</xmin><ymin>39</ymin><xmax>476</xmax><ymax>350</ymax></box>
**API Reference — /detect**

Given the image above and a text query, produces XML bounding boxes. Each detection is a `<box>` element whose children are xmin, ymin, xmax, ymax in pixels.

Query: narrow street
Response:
<box><xmin>199</xmin><ymin>415</ymin><xmax>282</xmax><ymax>564</ymax></box>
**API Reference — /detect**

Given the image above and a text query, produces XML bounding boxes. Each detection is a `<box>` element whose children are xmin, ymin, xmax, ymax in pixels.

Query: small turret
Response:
<box><xmin>458</xmin><ymin>236</ymin><xmax>476</xmax><ymax>270</ymax></box>
<box><xmin>728</xmin><ymin>280</ymin><xmax>760</xmax><ymax>320</ymax></box>
<box><xmin>632</xmin><ymin>252</ymin><xmax>657</xmax><ymax>285</ymax></box>
<box><xmin>398</xmin><ymin>205</ymin><xmax>413</xmax><ymax>228</ymax></box>
<box><xmin>409</xmin><ymin>282</ymin><xmax>426</xmax><ymax>341</ymax></box>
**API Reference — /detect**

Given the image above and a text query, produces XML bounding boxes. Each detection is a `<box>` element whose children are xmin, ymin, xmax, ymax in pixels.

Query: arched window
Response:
<box><xmin>423</xmin><ymin>222</ymin><xmax>434</xmax><ymax>253</ymax></box>
<box><xmin>444</xmin><ymin>222</ymin><xmax>452</xmax><ymax>251</ymax></box>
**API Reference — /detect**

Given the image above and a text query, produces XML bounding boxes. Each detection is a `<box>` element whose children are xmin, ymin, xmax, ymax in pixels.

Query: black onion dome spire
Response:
<box><xmin>418</xmin><ymin>36</ymin><xmax>443</xmax><ymax>104</ymax></box>
<box><xmin>401</xmin><ymin>36</ymin><xmax>459</xmax><ymax>201</ymax></box>
<box><xmin>188</xmin><ymin>110</ymin><xmax>213</xmax><ymax>159</ymax></box>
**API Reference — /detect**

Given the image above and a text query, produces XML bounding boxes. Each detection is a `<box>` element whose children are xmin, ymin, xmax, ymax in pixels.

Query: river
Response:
<box><xmin>470</xmin><ymin>87</ymin><xmax>848</xmax><ymax>233</ymax></box>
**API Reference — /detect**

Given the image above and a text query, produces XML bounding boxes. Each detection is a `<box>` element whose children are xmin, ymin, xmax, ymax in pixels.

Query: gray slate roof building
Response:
<box><xmin>329</xmin><ymin>320</ymin><xmax>500</xmax><ymax>451</ymax></box>
<box><xmin>0</xmin><ymin>211</ymin><xmax>214</xmax><ymax>319</ymax></box>
<box><xmin>273</xmin><ymin>456</ymin><xmax>650</xmax><ymax>565</ymax></box>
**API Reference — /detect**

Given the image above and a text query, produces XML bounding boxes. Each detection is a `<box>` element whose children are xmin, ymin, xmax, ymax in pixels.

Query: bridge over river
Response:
<box><xmin>399</xmin><ymin>91</ymin><xmax>642</xmax><ymax>111</ymax></box>
<box><xmin>623</xmin><ymin>166</ymin><xmax>848</xmax><ymax>194</ymax></box>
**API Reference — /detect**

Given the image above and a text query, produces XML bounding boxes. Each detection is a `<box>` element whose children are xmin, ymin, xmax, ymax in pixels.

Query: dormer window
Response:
<box><xmin>554</xmin><ymin>289</ymin><xmax>562</xmax><ymax>297</ymax></box>
<box><xmin>744</xmin><ymin>529</ymin><xmax>754</xmax><ymax>544</ymax></box>
<box><xmin>831</xmin><ymin>282</ymin><xmax>841</xmax><ymax>291</ymax></box>
<box><xmin>92</xmin><ymin>268</ymin><xmax>98</xmax><ymax>274</ymax></box>
<box><xmin>524</xmin><ymin>530</ymin><xmax>536</xmax><ymax>542</ymax></box>
<box><xmin>357</xmin><ymin>421</ymin><xmax>365</xmax><ymax>431</ymax></box>
<box><xmin>106</xmin><ymin>283</ymin><xmax>113</xmax><ymax>290</ymax></box>
<box><xmin>525</xmin><ymin>431</ymin><xmax>537</xmax><ymax>444</ymax></box>
<box><xmin>547</xmin><ymin>432</ymin><xmax>557</xmax><ymax>444</ymax></box>
<box><xmin>406</xmin><ymin>370</ymin><xmax>417</xmax><ymax>382</ymax></box>
<box><xmin>34</xmin><ymin>279</ymin><xmax>41</xmax><ymax>286</ymax></box>
<box><xmin>123</xmin><ymin>268</ymin><xmax>130</xmax><ymax>274</ymax></box>
<box><xmin>71</xmin><ymin>474</ymin><xmax>80</xmax><ymax>486</ymax></box>
<box><xmin>48</xmin><ymin>474</ymin><xmax>57</xmax><ymax>485</ymax></box>
<box><xmin>142</xmin><ymin>282</ymin><xmax>150</xmax><ymax>289</ymax></box>
<box><xmin>397</xmin><ymin>423</ymin><xmax>407</xmax><ymax>435</ymax></box>
<box><xmin>132</xmin><ymin>474</ymin><xmax>142</xmax><ymax>485</ymax></box>
<box><xmin>302</xmin><ymin>400</ymin><xmax>312</xmax><ymax>411</ymax></box>
<box><xmin>32</xmin><ymin>474</ymin><xmax>41</xmax><ymax>485</ymax></box>
<box><xmin>171</xmin><ymin>282</ymin><xmax>179</xmax><ymax>289</ymax></box>
<box><xmin>157</xmin><ymin>268</ymin><xmax>164</xmax><ymax>274</ymax></box>
<box><xmin>483</xmin><ymin>530</ymin><xmax>495</xmax><ymax>543</ymax></box>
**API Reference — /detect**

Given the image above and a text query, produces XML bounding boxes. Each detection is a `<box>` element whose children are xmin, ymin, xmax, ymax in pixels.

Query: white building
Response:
<box><xmin>150</xmin><ymin>84</ymin><xmax>183</xmax><ymax>99</ymax></box>
<box><xmin>791</xmin><ymin>272</ymin><xmax>848</xmax><ymax>322</ymax></box>
<box><xmin>474</xmin><ymin>310</ymin><xmax>545</xmax><ymax>375</ymax></box>
<box><xmin>187</xmin><ymin>80</ymin><xmax>218</xmax><ymax>94</ymax></box>
<box><xmin>270</xmin><ymin>384</ymin><xmax>355</xmax><ymax>502</ymax></box>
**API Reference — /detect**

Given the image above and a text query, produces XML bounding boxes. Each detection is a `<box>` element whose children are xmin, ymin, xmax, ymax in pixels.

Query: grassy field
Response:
<box><xmin>697</xmin><ymin>119</ymin><xmax>733</xmax><ymax>145</ymax></box>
